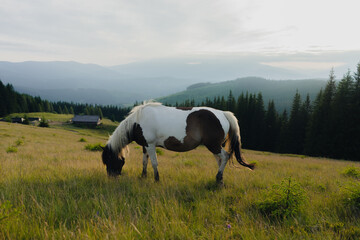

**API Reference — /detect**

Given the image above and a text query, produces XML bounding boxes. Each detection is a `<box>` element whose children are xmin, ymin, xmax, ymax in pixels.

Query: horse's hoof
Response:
<box><xmin>141</xmin><ymin>171</ymin><xmax>147</xmax><ymax>178</ymax></box>
<box><xmin>155</xmin><ymin>172</ymin><xmax>160</xmax><ymax>182</ymax></box>
<box><xmin>216</xmin><ymin>172</ymin><xmax>223</xmax><ymax>182</ymax></box>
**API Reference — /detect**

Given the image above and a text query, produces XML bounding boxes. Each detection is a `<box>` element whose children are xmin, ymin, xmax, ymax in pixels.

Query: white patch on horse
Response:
<box><xmin>139</xmin><ymin>105</ymin><xmax>188</xmax><ymax>147</ymax></box>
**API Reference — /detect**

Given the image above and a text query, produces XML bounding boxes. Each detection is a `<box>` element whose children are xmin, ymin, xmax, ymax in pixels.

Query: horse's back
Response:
<box><xmin>138</xmin><ymin>105</ymin><xmax>187</xmax><ymax>144</ymax></box>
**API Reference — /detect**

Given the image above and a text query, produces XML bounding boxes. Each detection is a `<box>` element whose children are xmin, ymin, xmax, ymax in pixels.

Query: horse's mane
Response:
<box><xmin>107</xmin><ymin>101</ymin><xmax>163</xmax><ymax>157</ymax></box>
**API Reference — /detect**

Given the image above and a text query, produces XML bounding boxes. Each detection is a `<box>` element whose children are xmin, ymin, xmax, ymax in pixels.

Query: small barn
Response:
<box><xmin>29</xmin><ymin>117</ymin><xmax>41</xmax><ymax>122</ymax></box>
<box><xmin>11</xmin><ymin>117</ymin><xmax>24</xmax><ymax>123</ymax></box>
<box><xmin>72</xmin><ymin>115</ymin><xmax>101</xmax><ymax>126</ymax></box>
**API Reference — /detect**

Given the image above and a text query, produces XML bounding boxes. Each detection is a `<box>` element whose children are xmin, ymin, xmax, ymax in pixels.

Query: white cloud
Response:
<box><xmin>261</xmin><ymin>61</ymin><xmax>346</xmax><ymax>71</ymax></box>
<box><xmin>0</xmin><ymin>0</ymin><xmax>359</xmax><ymax>65</ymax></box>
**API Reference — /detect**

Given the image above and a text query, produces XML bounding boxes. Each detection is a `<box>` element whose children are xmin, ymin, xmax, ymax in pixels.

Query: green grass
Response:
<box><xmin>255</xmin><ymin>177</ymin><xmax>306</xmax><ymax>219</ymax></box>
<box><xmin>156</xmin><ymin>148</ymin><xmax>164</xmax><ymax>156</ymax></box>
<box><xmin>8</xmin><ymin>112</ymin><xmax>74</xmax><ymax>122</ymax></box>
<box><xmin>6</xmin><ymin>146</ymin><xmax>18</xmax><ymax>153</ymax></box>
<box><xmin>342</xmin><ymin>166</ymin><xmax>360</xmax><ymax>179</ymax></box>
<box><xmin>14</xmin><ymin>138</ymin><xmax>24</xmax><ymax>146</ymax></box>
<box><xmin>8</xmin><ymin>112</ymin><xmax>118</xmax><ymax>138</ymax></box>
<box><xmin>1</xmin><ymin>121</ymin><xmax>360</xmax><ymax>239</ymax></box>
<box><xmin>85</xmin><ymin>143</ymin><xmax>105</xmax><ymax>151</ymax></box>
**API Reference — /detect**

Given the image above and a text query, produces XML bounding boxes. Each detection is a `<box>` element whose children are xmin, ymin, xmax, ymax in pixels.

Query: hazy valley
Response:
<box><xmin>2</xmin><ymin>51</ymin><xmax>358</xmax><ymax>107</ymax></box>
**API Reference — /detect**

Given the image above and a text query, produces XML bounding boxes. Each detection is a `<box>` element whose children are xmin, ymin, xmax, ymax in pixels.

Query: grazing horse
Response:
<box><xmin>101</xmin><ymin>102</ymin><xmax>254</xmax><ymax>183</ymax></box>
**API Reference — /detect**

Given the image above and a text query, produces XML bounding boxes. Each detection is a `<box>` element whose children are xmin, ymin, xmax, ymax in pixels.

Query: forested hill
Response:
<box><xmin>171</xmin><ymin>66</ymin><xmax>360</xmax><ymax>161</ymax></box>
<box><xmin>0</xmin><ymin>80</ymin><xmax>130</xmax><ymax>121</ymax></box>
<box><xmin>158</xmin><ymin>77</ymin><xmax>327</xmax><ymax>111</ymax></box>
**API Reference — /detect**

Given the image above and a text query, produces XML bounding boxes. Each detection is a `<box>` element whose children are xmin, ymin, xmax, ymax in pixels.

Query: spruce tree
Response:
<box><xmin>235</xmin><ymin>93</ymin><xmax>248</xmax><ymax>146</ymax></box>
<box><xmin>320</xmin><ymin>69</ymin><xmax>337</xmax><ymax>157</ymax></box>
<box><xmin>5</xmin><ymin>84</ymin><xmax>17</xmax><ymax>113</ymax></box>
<box><xmin>57</xmin><ymin>106</ymin><xmax>63</xmax><ymax>114</ymax></box>
<box><xmin>20</xmin><ymin>95</ymin><xmax>29</xmax><ymax>113</ymax></box>
<box><xmin>352</xmin><ymin>63</ymin><xmax>360</xmax><ymax>160</ymax></box>
<box><xmin>277</xmin><ymin>109</ymin><xmax>289</xmax><ymax>153</ymax></box>
<box><xmin>305</xmin><ymin>89</ymin><xmax>323</xmax><ymax>155</ymax></box>
<box><xmin>254</xmin><ymin>93</ymin><xmax>266</xmax><ymax>150</ymax></box>
<box><xmin>44</xmin><ymin>100</ymin><xmax>51</xmax><ymax>112</ymax></box>
<box><xmin>287</xmin><ymin>90</ymin><xmax>305</xmax><ymax>154</ymax></box>
<box><xmin>331</xmin><ymin>71</ymin><xmax>354</xmax><ymax>159</ymax></box>
<box><xmin>63</xmin><ymin>106</ymin><xmax>69</xmax><ymax>114</ymax></box>
<box><xmin>264</xmin><ymin>100</ymin><xmax>279</xmax><ymax>152</ymax></box>
<box><xmin>0</xmin><ymin>80</ymin><xmax>7</xmax><ymax>116</ymax></box>
<box><xmin>97</xmin><ymin>107</ymin><xmax>104</xmax><ymax>119</ymax></box>
<box><xmin>227</xmin><ymin>90</ymin><xmax>236</xmax><ymax>113</ymax></box>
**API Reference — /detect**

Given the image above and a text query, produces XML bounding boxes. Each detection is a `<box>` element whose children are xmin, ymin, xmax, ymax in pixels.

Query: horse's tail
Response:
<box><xmin>223</xmin><ymin>111</ymin><xmax>255</xmax><ymax>170</ymax></box>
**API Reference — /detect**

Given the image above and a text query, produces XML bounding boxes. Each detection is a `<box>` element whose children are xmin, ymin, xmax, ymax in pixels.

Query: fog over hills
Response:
<box><xmin>0</xmin><ymin>61</ymin><xmax>197</xmax><ymax>105</ymax></box>
<box><xmin>110</xmin><ymin>51</ymin><xmax>359</xmax><ymax>81</ymax></box>
<box><xmin>109</xmin><ymin>56</ymin><xmax>302</xmax><ymax>81</ymax></box>
<box><xmin>0</xmin><ymin>52</ymin><xmax>358</xmax><ymax>106</ymax></box>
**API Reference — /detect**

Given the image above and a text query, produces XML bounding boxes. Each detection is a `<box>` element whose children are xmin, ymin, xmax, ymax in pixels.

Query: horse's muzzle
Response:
<box><xmin>107</xmin><ymin>168</ymin><xmax>122</xmax><ymax>177</ymax></box>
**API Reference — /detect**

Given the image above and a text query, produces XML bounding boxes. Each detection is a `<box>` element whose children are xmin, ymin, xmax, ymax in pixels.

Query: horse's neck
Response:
<box><xmin>109</xmin><ymin>118</ymin><xmax>132</xmax><ymax>153</ymax></box>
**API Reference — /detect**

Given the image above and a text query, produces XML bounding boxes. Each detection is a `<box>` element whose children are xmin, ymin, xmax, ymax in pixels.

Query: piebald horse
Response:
<box><xmin>102</xmin><ymin>102</ymin><xmax>254</xmax><ymax>183</ymax></box>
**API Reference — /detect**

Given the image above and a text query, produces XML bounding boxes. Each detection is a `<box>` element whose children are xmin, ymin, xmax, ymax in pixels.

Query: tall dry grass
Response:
<box><xmin>1</xmin><ymin>121</ymin><xmax>360</xmax><ymax>239</ymax></box>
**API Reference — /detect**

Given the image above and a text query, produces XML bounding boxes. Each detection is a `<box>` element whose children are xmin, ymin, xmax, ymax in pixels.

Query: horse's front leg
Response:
<box><xmin>142</xmin><ymin>146</ymin><xmax>149</xmax><ymax>178</ymax></box>
<box><xmin>146</xmin><ymin>145</ymin><xmax>159</xmax><ymax>181</ymax></box>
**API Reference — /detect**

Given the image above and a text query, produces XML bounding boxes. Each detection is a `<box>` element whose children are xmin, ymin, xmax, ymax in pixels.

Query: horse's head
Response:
<box><xmin>101</xmin><ymin>145</ymin><xmax>125</xmax><ymax>177</ymax></box>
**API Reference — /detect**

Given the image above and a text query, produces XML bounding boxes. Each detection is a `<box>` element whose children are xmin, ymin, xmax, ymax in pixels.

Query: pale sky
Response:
<box><xmin>0</xmin><ymin>0</ymin><xmax>359</xmax><ymax>66</ymax></box>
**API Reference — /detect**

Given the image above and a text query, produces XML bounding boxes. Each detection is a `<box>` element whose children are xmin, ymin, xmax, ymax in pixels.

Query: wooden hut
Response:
<box><xmin>71</xmin><ymin>115</ymin><xmax>101</xmax><ymax>126</ymax></box>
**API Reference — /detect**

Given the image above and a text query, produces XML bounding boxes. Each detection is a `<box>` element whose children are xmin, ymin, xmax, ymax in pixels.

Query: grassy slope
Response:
<box><xmin>1</xmin><ymin>121</ymin><xmax>360</xmax><ymax>239</ymax></box>
<box><xmin>7</xmin><ymin>112</ymin><xmax>118</xmax><ymax>138</ymax></box>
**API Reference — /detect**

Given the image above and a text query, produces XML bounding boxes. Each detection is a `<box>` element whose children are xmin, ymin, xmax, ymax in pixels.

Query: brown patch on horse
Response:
<box><xmin>164</xmin><ymin>136</ymin><xmax>199</xmax><ymax>152</ymax></box>
<box><xmin>132</xmin><ymin>123</ymin><xmax>148</xmax><ymax>147</ymax></box>
<box><xmin>164</xmin><ymin>110</ymin><xmax>224</xmax><ymax>154</ymax></box>
<box><xmin>176</xmin><ymin>107</ymin><xmax>193</xmax><ymax>111</ymax></box>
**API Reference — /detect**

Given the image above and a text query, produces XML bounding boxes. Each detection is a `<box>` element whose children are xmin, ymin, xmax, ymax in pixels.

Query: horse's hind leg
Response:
<box><xmin>146</xmin><ymin>145</ymin><xmax>160</xmax><ymax>181</ymax></box>
<box><xmin>213</xmin><ymin>149</ymin><xmax>230</xmax><ymax>183</ymax></box>
<box><xmin>214</xmin><ymin>154</ymin><xmax>221</xmax><ymax>168</ymax></box>
<box><xmin>205</xmin><ymin>141</ymin><xmax>229</xmax><ymax>183</ymax></box>
<box><xmin>142</xmin><ymin>146</ymin><xmax>149</xmax><ymax>178</ymax></box>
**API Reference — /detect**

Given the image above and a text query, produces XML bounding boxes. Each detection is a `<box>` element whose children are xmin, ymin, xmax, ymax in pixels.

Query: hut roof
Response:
<box><xmin>72</xmin><ymin>115</ymin><xmax>100</xmax><ymax>124</ymax></box>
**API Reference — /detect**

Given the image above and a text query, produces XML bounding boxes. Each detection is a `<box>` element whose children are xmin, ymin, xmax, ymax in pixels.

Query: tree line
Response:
<box><xmin>1</xmin><ymin>63</ymin><xmax>359</xmax><ymax>161</ymax></box>
<box><xmin>0</xmin><ymin>81</ymin><xmax>130</xmax><ymax>122</ymax></box>
<box><xmin>174</xmin><ymin>64</ymin><xmax>360</xmax><ymax>161</ymax></box>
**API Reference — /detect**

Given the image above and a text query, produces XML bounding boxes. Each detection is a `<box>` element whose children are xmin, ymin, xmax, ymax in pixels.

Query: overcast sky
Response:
<box><xmin>0</xmin><ymin>0</ymin><xmax>359</xmax><ymax>66</ymax></box>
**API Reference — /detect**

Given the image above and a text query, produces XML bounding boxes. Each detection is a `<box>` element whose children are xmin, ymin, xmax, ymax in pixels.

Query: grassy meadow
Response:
<box><xmin>1</xmin><ymin>120</ymin><xmax>360</xmax><ymax>239</ymax></box>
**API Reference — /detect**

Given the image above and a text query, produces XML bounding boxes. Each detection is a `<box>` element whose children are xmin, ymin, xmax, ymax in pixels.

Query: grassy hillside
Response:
<box><xmin>6</xmin><ymin>112</ymin><xmax>118</xmax><ymax>138</ymax></box>
<box><xmin>1</xmin><ymin>121</ymin><xmax>360</xmax><ymax>239</ymax></box>
<box><xmin>158</xmin><ymin>77</ymin><xmax>327</xmax><ymax>111</ymax></box>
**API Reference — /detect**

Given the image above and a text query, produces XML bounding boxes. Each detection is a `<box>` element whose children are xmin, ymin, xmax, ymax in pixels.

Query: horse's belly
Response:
<box><xmin>161</xmin><ymin>136</ymin><xmax>200</xmax><ymax>152</ymax></box>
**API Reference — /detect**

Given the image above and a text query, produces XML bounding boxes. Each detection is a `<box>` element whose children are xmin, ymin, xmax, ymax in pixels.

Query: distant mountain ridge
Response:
<box><xmin>0</xmin><ymin>61</ymin><xmax>198</xmax><ymax>105</ymax></box>
<box><xmin>158</xmin><ymin>77</ymin><xmax>327</xmax><ymax>111</ymax></box>
<box><xmin>0</xmin><ymin>58</ymin><xmax>340</xmax><ymax>106</ymax></box>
